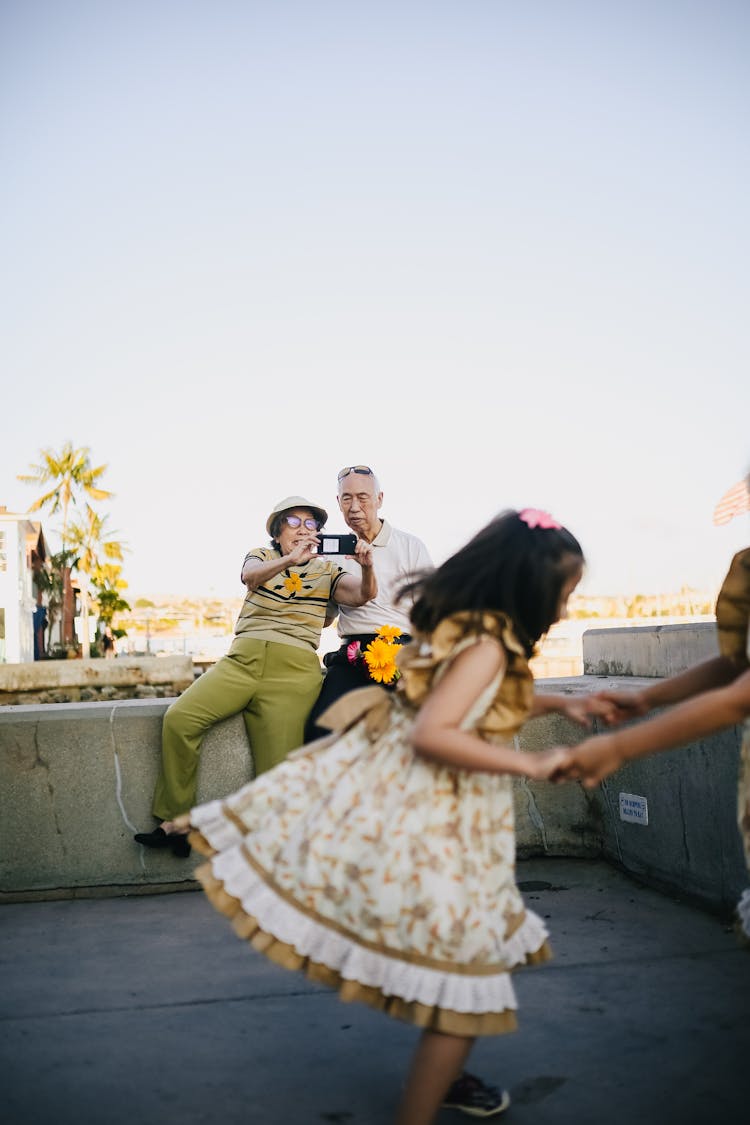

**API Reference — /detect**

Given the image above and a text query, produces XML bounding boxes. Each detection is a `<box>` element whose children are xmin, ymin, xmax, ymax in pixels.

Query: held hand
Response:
<box><xmin>591</xmin><ymin>689</ymin><xmax>650</xmax><ymax>724</ymax></box>
<box><xmin>558</xmin><ymin>695</ymin><xmax>620</xmax><ymax>728</ymax></box>
<box><xmin>549</xmin><ymin>735</ymin><xmax>624</xmax><ymax>788</ymax></box>
<box><xmin>521</xmin><ymin>746</ymin><xmax>574</xmax><ymax>782</ymax></box>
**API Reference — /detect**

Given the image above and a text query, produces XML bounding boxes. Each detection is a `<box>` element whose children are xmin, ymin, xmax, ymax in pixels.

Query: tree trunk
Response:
<box><xmin>80</xmin><ymin>588</ymin><xmax>91</xmax><ymax>659</ymax></box>
<box><xmin>62</xmin><ymin>567</ymin><xmax>76</xmax><ymax>649</ymax></box>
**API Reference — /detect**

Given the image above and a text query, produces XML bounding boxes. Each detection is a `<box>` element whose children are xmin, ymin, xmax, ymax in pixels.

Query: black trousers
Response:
<box><xmin>304</xmin><ymin>634</ymin><xmax>411</xmax><ymax>743</ymax></box>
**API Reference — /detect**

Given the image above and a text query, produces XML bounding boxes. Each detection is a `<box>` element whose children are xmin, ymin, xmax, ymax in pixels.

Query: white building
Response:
<box><xmin>0</xmin><ymin>507</ymin><xmax>47</xmax><ymax>663</ymax></box>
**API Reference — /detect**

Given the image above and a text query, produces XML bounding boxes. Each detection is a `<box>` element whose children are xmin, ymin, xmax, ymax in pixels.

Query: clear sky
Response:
<box><xmin>2</xmin><ymin>1</ymin><xmax>748</xmax><ymax>601</ymax></box>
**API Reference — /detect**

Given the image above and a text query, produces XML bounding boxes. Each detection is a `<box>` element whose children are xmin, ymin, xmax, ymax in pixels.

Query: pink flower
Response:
<box><xmin>519</xmin><ymin>508</ymin><xmax>562</xmax><ymax>530</ymax></box>
<box><xmin>346</xmin><ymin>640</ymin><xmax>362</xmax><ymax>664</ymax></box>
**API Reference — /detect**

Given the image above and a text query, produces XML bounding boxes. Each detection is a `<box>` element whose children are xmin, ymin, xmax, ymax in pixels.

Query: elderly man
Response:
<box><xmin>304</xmin><ymin>465</ymin><xmax>433</xmax><ymax>741</ymax></box>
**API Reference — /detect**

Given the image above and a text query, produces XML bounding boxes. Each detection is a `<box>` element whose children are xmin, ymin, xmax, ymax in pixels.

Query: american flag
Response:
<box><xmin>712</xmin><ymin>478</ymin><xmax>750</xmax><ymax>526</ymax></box>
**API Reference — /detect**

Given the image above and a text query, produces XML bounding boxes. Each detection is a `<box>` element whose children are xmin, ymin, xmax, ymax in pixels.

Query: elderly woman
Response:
<box><xmin>134</xmin><ymin>495</ymin><xmax>376</xmax><ymax>856</ymax></box>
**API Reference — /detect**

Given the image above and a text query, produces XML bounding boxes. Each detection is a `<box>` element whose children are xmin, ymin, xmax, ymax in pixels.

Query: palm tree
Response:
<box><xmin>18</xmin><ymin>443</ymin><xmax>111</xmax><ymax>544</ymax></box>
<box><xmin>18</xmin><ymin>443</ymin><xmax>113</xmax><ymax>650</ymax></box>
<box><xmin>67</xmin><ymin>508</ymin><xmax>125</xmax><ymax>658</ymax></box>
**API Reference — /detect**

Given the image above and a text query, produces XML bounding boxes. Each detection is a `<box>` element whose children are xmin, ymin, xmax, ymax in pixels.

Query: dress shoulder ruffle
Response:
<box><xmin>397</xmin><ymin>611</ymin><xmax>534</xmax><ymax>740</ymax></box>
<box><xmin>716</xmin><ymin>548</ymin><xmax>750</xmax><ymax>667</ymax></box>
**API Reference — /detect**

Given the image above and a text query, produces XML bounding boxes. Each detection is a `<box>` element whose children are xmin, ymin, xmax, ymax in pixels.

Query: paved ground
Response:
<box><xmin>1</xmin><ymin>856</ymin><xmax>748</xmax><ymax>1125</ymax></box>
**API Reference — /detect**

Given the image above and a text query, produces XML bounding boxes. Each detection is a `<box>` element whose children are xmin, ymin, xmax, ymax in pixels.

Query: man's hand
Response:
<box><xmin>351</xmin><ymin>539</ymin><xmax>374</xmax><ymax>568</ymax></box>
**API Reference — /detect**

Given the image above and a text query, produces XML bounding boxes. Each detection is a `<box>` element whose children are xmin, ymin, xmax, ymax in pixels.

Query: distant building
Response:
<box><xmin>0</xmin><ymin>506</ymin><xmax>48</xmax><ymax>663</ymax></box>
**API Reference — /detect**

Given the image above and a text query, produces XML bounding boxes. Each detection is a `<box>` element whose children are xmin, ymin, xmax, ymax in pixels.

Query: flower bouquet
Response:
<box><xmin>347</xmin><ymin>625</ymin><xmax>403</xmax><ymax>685</ymax></box>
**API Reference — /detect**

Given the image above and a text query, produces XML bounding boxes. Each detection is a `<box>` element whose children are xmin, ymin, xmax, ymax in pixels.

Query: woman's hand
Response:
<box><xmin>284</xmin><ymin>537</ymin><xmax>320</xmax><ymax>566</ymax></box>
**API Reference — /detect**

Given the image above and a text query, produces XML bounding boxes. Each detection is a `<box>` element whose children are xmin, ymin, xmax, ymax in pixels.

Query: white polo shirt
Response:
<box><xmin>334</xmin><ymin>519</ymin><xmax>433</xmax><ymax>638</ymax></box>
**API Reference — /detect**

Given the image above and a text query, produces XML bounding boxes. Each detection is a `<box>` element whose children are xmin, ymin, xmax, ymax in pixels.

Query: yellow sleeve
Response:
<box><xmin>715</xmin><ymin>548</ymin><xmax>750</xmax><ymax>667</ymax></box>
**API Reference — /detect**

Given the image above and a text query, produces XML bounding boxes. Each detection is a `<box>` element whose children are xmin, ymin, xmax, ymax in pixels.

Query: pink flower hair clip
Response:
<box><xmin>519</xmin><ymin>508</ymin><xmax>562</xmax><ymax>530</ymax></box>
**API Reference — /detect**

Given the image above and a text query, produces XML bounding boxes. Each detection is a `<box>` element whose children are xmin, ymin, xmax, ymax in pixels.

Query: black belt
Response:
<box><xmin>340</xmin><ymin>633</ymin><xmax>412</xmax><ymax>646</ymax></box>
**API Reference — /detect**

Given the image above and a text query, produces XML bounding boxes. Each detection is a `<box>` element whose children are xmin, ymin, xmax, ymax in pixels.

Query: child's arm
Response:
<box><xmin>553</xmin><ymin>667</ymin><xmax>750</xmax><ymax>787</ymax></box>
<box><xmin>530</xmin><ymin>692</ymin><xmax>619</xmax><ymax>726</ymax></box>
<box><xmin>411</xmin><ymin>639</ymin><xmax>570</xmax><ymax>781</ymax></box>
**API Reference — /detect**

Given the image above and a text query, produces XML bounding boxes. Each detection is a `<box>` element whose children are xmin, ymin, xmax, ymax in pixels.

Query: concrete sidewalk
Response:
<box><xmin>1</xmin><ymin>856</ymin><xmax>747</xmax><ymax>1125</ymax></box>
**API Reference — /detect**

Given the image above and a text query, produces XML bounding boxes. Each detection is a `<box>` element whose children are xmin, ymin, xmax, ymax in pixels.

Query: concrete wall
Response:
<box><xmin>0</xmin><ymin>690</ymin><xmax>598</xmax><ymax>901</ymax></box>
<box><xmin>1</xmin><ymin>673</ymin><xmax>745</xmax><ymax>913</ymax></box>
<box><xmin>0</xmin><ymin>698</ymin><xmax>254</xmax><ymax>899</ymax></box>
<box><xmin>578</xmin><ymin>621</ymin><xmax>746</xmax><ymax>910</ymax></box>
<box><xmin>594</xmin><ymin>727</ymin><xmax>744</xmax><ymax>909</ymax></box>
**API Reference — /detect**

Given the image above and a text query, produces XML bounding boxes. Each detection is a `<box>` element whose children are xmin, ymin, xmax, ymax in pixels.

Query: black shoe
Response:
<box><xmin>169</xmin><ymin>834</ymin><xmax>191</xmax><ymax>858</ymax></box>
<box><xmin>134</xmin><ymin>826</ymin><xmax>171</xmax><ymax>848</ymax></box>
<box><xmin>134</xmin><ymin>826</ymin><xmax>191</xmax><ymax>858</ymax></box>
<box><xmin>442</xmin><ymin>1072</ymin><xmax>510</xmax><ymax>1118</ymax></box>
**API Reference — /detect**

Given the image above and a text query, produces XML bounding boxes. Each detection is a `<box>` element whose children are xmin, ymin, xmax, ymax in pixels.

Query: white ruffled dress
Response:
<box><xmin>185</xmin><ymin>612</ymin><xmax>551</xmax><ymax>1036</ymax></box>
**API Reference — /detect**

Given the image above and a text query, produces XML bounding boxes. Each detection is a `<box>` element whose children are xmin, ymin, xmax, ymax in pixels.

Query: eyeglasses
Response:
<box><xmin>337</xmin><ymin>465</ymin><xmax>374</xmax><ymax>481</ymax></box>
<box><xmin>282</xmin><ymin>515</ymin><xmax>321</xmax><ymax>531</ymax></box>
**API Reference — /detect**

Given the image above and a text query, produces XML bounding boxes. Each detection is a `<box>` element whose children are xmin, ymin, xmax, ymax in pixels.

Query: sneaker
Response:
<box><xmin>442</xmin><ymin>1072</ymin><xmax>511</xmax><ymax>1118</ymax></box>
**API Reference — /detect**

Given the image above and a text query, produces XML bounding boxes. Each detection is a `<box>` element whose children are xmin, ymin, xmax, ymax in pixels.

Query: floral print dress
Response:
<box><xmin>185</xmin><ymin>611</ymin><xmax>551</xmax><ymax>1036</ymax></box>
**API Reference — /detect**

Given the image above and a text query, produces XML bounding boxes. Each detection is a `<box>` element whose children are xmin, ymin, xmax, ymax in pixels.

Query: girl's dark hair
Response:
<box><xmin>401</xmin><ymin>509</ymin><xmax>584</xmax><ymax>656</ymax></box>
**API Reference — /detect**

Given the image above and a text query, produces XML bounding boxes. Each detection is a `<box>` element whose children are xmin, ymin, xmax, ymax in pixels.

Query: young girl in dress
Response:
<box><xmin>171</xmin><ymin>507</ymin><xmax>605</xmax><ymax>1124</ymax></box>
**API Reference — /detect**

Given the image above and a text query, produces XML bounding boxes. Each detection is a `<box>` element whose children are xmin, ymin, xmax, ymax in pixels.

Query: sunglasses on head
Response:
<box><xmin>337</xmin><ymin>465</ymin><xmax>374</xmax><ymax>481</ymax></box>
<box><xmin>282</xmin><ymin>515</ymin><xmax>321</xmax><ymax>531</ymax></box>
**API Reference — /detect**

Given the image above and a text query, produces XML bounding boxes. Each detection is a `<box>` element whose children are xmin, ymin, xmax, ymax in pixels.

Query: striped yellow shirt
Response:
<box><xmin>235</xmin><ymin>547</ymin><xmax>346</xmax><ymax>651</ymax></box>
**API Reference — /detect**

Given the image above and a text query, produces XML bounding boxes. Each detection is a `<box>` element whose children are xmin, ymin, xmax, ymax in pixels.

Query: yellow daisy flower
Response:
<box><xmin>376</xmin><ymin>624</ymin><xmax>402</xmax><ymax>642</ymax></box>
<box><xmin>364</xmin><ymin>638</ymin><xmax>400</xmax><ymax>684</ymax></box>
<box><xmin>284</xmin><ymin>573</ymin><xmax>303</xmax><ymax>594</ymax></box>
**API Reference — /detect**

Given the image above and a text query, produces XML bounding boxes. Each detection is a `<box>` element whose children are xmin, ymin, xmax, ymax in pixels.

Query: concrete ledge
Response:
<box><xmin>583</xmin><ymin>622</ymin><xmax>719</xmax><ymax>677</ymax></box>
<box><xmin>0</xmin><ymin>655</ymin><xmax>194</xmax><ymax>691</ymax></box>
<box><xmin>1</xmin><ymin>672</ymin><xmax>746</xmax><ymax>913</ymax></box>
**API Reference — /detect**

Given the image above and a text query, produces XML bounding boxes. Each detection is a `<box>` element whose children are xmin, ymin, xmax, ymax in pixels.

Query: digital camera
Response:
<box><xmin>316</xmin><ymin>532</ymin><xmax>358</xmax><ymax>555</ymax></box>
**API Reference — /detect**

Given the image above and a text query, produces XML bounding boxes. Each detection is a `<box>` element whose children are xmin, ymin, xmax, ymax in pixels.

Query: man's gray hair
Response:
<box><xmin>337</xmin><ymin>468</ymin><xmax>381</xmax><ymax>494</ymax></box>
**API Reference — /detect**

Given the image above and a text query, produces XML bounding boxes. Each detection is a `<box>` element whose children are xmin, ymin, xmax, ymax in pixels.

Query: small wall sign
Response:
<box><xmin>619</xmin><ymin>792</ymin><xmax>649</xmax><ymax>825</ymax></box>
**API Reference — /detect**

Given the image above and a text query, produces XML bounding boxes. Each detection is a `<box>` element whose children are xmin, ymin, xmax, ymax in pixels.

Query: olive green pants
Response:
<box><xmin>151</xmin><ymin>635</ymin><xmax>323</xmax><ymax>821</ymax></box>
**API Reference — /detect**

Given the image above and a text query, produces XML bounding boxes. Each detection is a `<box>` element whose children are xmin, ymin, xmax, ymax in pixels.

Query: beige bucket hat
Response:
<box><xmin>266</xmin><ymin>496</ymin><xmax>329</xmax><ymax>536</ymax></box>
